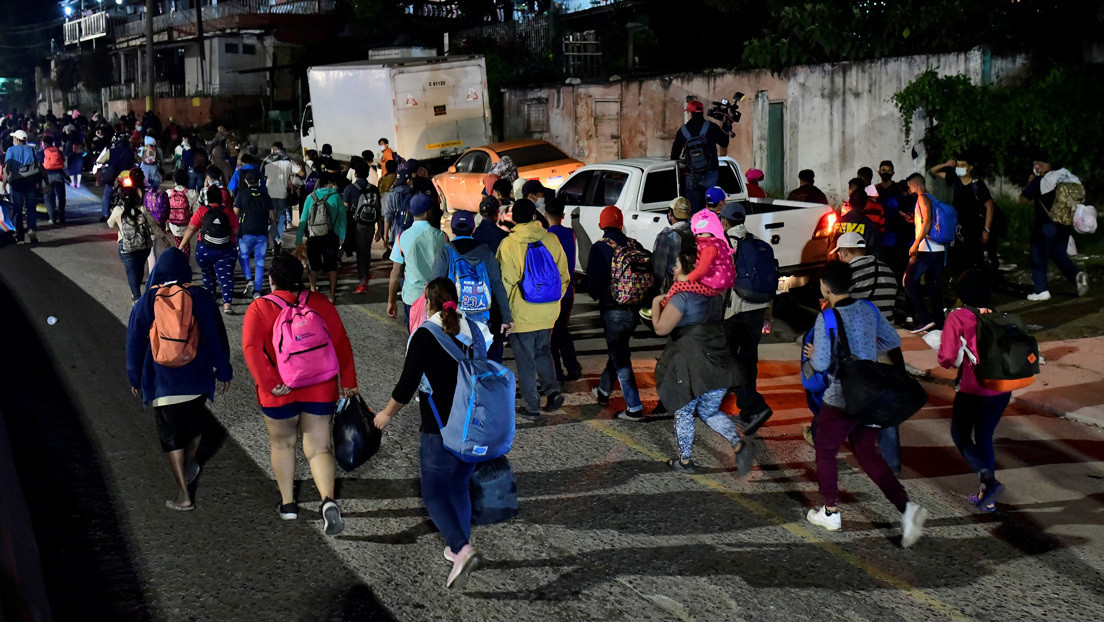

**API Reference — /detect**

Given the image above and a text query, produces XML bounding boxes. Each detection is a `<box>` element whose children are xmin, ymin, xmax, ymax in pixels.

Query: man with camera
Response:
<box><xmin>671</xmin><ymin>100</ymin><xmax>729</xmax><ymax>214</ymax></box>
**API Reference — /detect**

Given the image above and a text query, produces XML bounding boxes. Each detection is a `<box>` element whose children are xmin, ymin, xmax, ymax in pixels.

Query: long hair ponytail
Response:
<box><xmin>424</xmin><ymin>277</ymin><xmax>461</xmax><ymax>336</ymax></box>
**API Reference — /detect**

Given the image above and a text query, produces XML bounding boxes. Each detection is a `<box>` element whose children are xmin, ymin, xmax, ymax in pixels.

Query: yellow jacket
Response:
<box><xmin>496</xmin><ymin>221</ymin><xmax>570</xmax><ymax>333</ymax></box>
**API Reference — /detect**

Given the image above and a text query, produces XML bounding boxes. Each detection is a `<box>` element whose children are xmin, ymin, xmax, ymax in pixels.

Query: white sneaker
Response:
<box><xmin>901</xmin><ymin>501</ymin><xmax>929</xmax><ymax>548</ymax></box>
<box><xmin>806</xmin><ymin>506</ymin><xmax>841</xmax><ymax>532</ymax></box>
<box><xmin>1026</xmin><ymin>291</ymin><xmax>1051</xmax><ymax>302</ymax></box>
<box><xmin>1076</xmin><ymin>271</ymin><xmax>1089</xmax><ymax>297</ymax></box>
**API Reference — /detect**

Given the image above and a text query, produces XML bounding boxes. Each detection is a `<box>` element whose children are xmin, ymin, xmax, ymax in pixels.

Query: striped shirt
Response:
<box><xmin>848</xmin><ymin>254</ymin><xmax>897</xmax><ymax>322</ymax></box>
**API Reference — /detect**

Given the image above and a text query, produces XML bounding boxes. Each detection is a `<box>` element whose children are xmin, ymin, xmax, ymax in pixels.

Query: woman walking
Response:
<box><xmin>938</xmin><ymin>270</ymin><xmax>1013</xmax><ymax>512</ymax></box>
<box><xmin>241</xmin><ymin>253</ymin><xmax>358</xmax><ymax>534</ymax></box>
<box><xmin>650</xmin><ymin>237</ymin><xmax>753</xmax><ymax>475</ymax></box>
<box><xmin>107</xmin><ymin>186</ymin><xmax>172</xmax><ymax>301</ymax></box>
<box><xmin>178</xmin><ymin>186</ymin><xmax>238</xmax><ymax>314</ymax></box>
<box><xmin>374</xmin><ymin>278</ymin><xmax>485</xmax><ymax>589</ymax></box>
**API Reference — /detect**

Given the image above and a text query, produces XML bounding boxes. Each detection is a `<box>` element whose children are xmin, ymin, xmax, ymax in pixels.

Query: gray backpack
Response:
<box><xmin>307</xmin><ymin>190</ymin><xmax>334</xmax><ymax>237</ymax></box>
<box><xmin>120</xmin><ymin>211</ymin><xmax>152</xmax><ymax>253</ymax></box>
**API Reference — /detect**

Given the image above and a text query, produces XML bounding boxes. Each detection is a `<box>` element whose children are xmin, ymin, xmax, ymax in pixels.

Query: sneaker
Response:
<box><xmin>977</xmin><ymin>481</ymin><xmax>1005</xmax><ymax>507</ymax></box>
<box><xmin>516</xmin><ymin>408</ymin><xmax>542</xmax><ymax>422</ymax></box>
<box><xmin>222</xmin><ymin>306</ymin><xmax>235</xmax><ymax>315</ymax></box>
<box><xmin>651</xmin><ymin>400</ymin><xmax>667</xmax><ymax>415</ymax></box>
<box><xmin>668</xmin><ymin>458</ymin><xmax>696</xmax><ymax>473</ymax></box>
<box><xmin>998</xmin><ymin>263</ymin><xmax>1016</xmax><ymax>273</ymax></box>
<box><xmin>1026</xmin><ymin>290</ymin><xmax>1051</xmax><ymax>302</ymax></box>
<box><xmin>907</xmin><ymin>321</ymin><xmax>935</xmax><ymax>334</ymax></box>
<box><xmin>243</xmin><ymin>281</ymin><xmax>254</xmax><ymax>297</ymax></box>
<box><xmin>806</xmin><ymin>506</ymin><xmax>841</xmax><ymax>532</ymax></box>
<box><xmin>615</xmin><ymin>409</ymin><xmax>645</xmax><ymax>422</ymax></box>
<box><xmin>564</xmin><ymin>369</ymin><xmax>583</xmax><ymax>382</ymax></box>
<box><xmin>28</xmin><ymin>232</ymin><xmax>37</xmax><ymax>244</ymax></box>
<box><xmin>592</xmin><ymin>387</ymin><xmax>610</xmax><ymax>407</ymax></box>
<box><xmin>1076</xmin><ymin>271</ymin><xmax>1089</xmax><ymax>297</ymax></box>
<box><xmin>735</xmin><ymin>407</ymin><xmax>773</xmax><ymax>436</ymax></box>
<box><xmin>446</xmin><ymin>545</ymin><xmax>483</xmax><ymax>589</ymax></box>
<box><xmin>543</xmin><ymin>391</ymin><xmax>565</xmax><ymax>412</ymax></box>
<box><xmin>252</xmin><ymin>292</ymin><xmax>262</xmax><ymax>300</ymax></box>
<box><xmin>277</xmin><ymin>502</ymin><xmax>299</xmax><ymax>520</ymax></box>
<box><xmin>353</xmin><ymin>281</ymin><xmax>369</xmax><ymax>294</ymax></box>
<box><xmin>802</xmin><ymin>425</ymin><xmax>814</xmax><ymax>446</ymax></box>
<box><xmin>735</xmin><ymin>440</ymin><xmax>754</xmax><ymax>477</ymax></box>
<box><xmin>321</xmin><ymin>498</ymin><xmax>344</xmax><ymax>536</ymax></box>
<box><xmin>900</xmin><ymin>501</ymin><xmax>928</xmax><ymax>548</ymax></box>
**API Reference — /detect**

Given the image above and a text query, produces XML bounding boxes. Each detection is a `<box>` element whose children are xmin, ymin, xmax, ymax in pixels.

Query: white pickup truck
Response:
<box><xmin>558</xmin><ymin>156</ymin><xmax>835</xmax><ymax>277</ymax></box>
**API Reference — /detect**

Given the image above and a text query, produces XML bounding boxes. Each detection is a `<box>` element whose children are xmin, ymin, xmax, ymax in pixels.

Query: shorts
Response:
<box><xmin>306</xmin><ymin>233</ymin><xmax>340</xmax><ymax>273</ymax></box>
<box><xmin>262</xmin><ymin>401</ymin><xmax>337</xmax><ymax>420</ymax></box>
<box><xmin>154</xmin><ymin>396</ymin><xmax>207</xmax><ymax>452</ymax></box>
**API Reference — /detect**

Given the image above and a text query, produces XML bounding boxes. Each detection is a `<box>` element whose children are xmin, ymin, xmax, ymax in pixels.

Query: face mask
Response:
<box><xmin>955</xmin><ymin>167</ymin><xmax>968</xmax><ymax>178</ymax></box>
<box><xmin>879</xmin><ymin>172</ymin><xmax>893</xmax><ymax>182</ymax></box>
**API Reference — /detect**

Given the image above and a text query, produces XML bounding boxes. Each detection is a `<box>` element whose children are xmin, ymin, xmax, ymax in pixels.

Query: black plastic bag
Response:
<box><xmin>333</xmin><ymin>395</ymin><xmax>381</xmax><ymax>472</ymax></box>
<box><xmin>470</xmin><ymin>456</ymin><xmax>519</xmax><ymax>525</ymax></box>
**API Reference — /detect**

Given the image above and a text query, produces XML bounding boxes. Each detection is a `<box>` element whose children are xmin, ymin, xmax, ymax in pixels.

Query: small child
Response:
<box><xmin>661</xmin><ymin>209</ymin><xmax>736</xmax><ymax>306</ymax></box>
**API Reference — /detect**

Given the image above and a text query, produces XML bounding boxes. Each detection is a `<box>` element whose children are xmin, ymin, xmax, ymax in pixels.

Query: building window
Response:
<box><xmin>225</xmin><ymin>42</ymin><xmax>239</xmax><ymax>54</ymax></box>
<box><xmin>241</xmin><ymin>44</ymin><xmax>257</xmax><ymax>55</ymax></box>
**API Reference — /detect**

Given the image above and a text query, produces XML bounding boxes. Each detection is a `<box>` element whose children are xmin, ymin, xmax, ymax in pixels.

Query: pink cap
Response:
<box><xmin>746</xmin><ymin>168</ymin><xmax>764</xmax><ymax>182</ymax></box>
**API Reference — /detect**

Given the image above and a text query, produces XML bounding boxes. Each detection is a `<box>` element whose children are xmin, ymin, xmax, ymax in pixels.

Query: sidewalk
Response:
<box><xmin>901</xmin><ymin>330</ymin><xmax>1104</xmax><ymax>428</ymax></box>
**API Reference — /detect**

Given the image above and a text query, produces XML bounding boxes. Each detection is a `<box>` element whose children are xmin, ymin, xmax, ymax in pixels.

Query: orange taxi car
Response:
<box><xmin>432</xmin><ymin>140</ymin><xmax>583</xmax><ymax>212</ymax></box>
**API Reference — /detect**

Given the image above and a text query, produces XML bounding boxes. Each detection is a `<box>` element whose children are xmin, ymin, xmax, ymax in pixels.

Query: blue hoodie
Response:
<box><xmin>227</xmin><ymin>163</ymin><xmax>265</xmax><ymax>195</ymax></box>
<box><xmin>126</xmin><ymin>248</ymin><xmax>233</xmax><ymax>406</ymax></box>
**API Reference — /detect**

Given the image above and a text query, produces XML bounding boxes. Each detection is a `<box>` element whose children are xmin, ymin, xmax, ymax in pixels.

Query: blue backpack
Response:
<box><xmin>924</xmin><ymin>193</ymin><xmax>957</xmax><ymax>246</ymax></box>
<box><xmin>520</xmin><ymin>240</ymin><xmax>562</xmax><ymax>304</ymax></box>
<box><xmin>733</xmin><ymin>235</ymin><xmax>778</xmax><ymax>303</ymax></box>
<box><xmin>423</xmin><ymin>320</ymin><xmax>516</xmax><ymax>462</ymax></box>
<box><xmin>801</xmin><ymin>309</ymin><xmax>836</xmax><ymax>415</ymax></box>
<box><xmin>446</xmin><ymin>244</ymin><xmax>492</xmax><ymax>323</ymax></box>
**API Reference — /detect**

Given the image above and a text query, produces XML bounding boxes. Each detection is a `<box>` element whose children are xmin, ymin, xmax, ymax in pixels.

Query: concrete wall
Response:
<box><xmin>106</xmin><ymin>96</ymin><xmax>265</xmax><ymax>128</ymax></box>
<box><xmin>504</xmin><ymin>49</ymin><xmax>1028</xmax><ymax>204</ymax></box>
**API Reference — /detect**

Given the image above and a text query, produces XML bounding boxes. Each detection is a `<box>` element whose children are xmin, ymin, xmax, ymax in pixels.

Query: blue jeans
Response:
<box><xmin>419</xmin><ymin>433</ymin><xmax>476</xmax><ymax>553</ymax></box>
<box><xmin>119</xmin><ymin>243</ymin><xmax>151</xmax><ymax>300</ymax></box>
<box><xmin>188</xmin><ymin>171</ymin><xmax>203</xmax><ymax>191</ymax></box>
<box><xmin>1030</xmin><ymin>221</ymin><xmax>1079</xmax><ymax>294</ymax></box>
<box><xmin>674</xmin><ymin>389</ymin><xmax>741</xmax><ymax>461</ymax></box>
<box><xmin>878</xmin><ymin>426</ymin><xmax>901</xmax><ymax>473</ymax></box>
<box><xmin>238</xmin><ymin>234</ymin><xmax>268</xmax><ymax>291</ymax></box>
<box><xmin>598</xmin><ymin>308</ymin><xmax>642</xmax><ymax>412</ymax></box>
<box><xmin>44</xmin><ymin>179</ymin><xmax>66</xmax><ymax>222</ymax></box>
<box><xmin>509</xmin><ymin>329</ymin><xmax>559</xmax><ymax>412</ymax></box>
<box><xmin>903</xmin><ymin>251</ymin><xmax>944</xmax><ymax>327</ymax></box>
<box><xmin>9</xmin><ymin>187</ymin><xmax>37</xmax><ymax>238</ymax></box>
<box><xmin>950</xmin><ymin>392</ymin><xmax>1010</xmax><ymax>483</ymax></box>
<box><xmin>269</xmin><ymin>198</ymin><xmax>289</xmax><ymax>249</ymax></box>
<box><xmin>685</xmin><ymin>168</ymin><xmax>719</xmax><ymax>215</ymax></box>
<box><xmin>101</xmin><ymin>180</ymin><xmax>115</xmax><ymax>217</ymax></box>
<box><xmin>140</xmin><ymin>163</ymin><xmax>162</xmax><ymax>189</ymax></box>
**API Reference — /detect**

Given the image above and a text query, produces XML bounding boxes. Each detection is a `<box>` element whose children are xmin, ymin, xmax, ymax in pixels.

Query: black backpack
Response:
<box><xmin>352</xmin><ymin>180</ymin><xmax>382</xmax><ymax>225</ymax></box>
<box><xmin>680</xmin><ymin>122</ymin><xmax>713</xmax><ymax>173</ymax></box>
<box><xmin>733</xmin><ymin>234</ymin><xmax>778</xmax><ymax>303</ymax></box>
<box><xmin>237</xmin><ymin>186</ymin><xmax>269</xmax><ymax>236</ymax></box>
<box><xmin>966</xmin><ymin>307</ymin><xmax>1040</xmax><ymax>391</ymax></box>
<box><xmin>200</xmin><ymin>204</ymin><xmax>234</xmax><ymax>249</ymax></box>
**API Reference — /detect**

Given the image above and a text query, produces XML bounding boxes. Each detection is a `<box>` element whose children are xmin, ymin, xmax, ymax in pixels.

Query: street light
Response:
<box><xmin>64</xmin><ymin>7</ymin><xmax>74</xmax><ymax>17</ymax></box>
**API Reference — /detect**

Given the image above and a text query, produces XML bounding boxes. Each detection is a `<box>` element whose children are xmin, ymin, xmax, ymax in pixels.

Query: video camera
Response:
<box><xmin>707</xmin><ymin>92</ymin><xmax>745</xmax><ymax>138</ymax></box>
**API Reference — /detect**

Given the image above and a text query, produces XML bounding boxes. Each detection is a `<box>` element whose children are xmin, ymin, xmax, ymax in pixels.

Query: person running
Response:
<box><xmin>937</xmin><ymin>270</ymin><xmax>1012</xmax><ymax>512</ymax></box>
<box><xmin>234</xmin><ymin>169</ymin><xmax>275</xmax><ymax>300</ymax></box>
<box><xmin>651</xmin><ymin>237</ymin><xmax>754</xmax><ymax>475</ymax></box>
<box><xmin>296</xmin><ymin>173</ymin><xmax>347</xmax><ymax>301</ymax></box>
<box><xmin>242</xmin><ymin>253</ymin><xmax>358</xmax><ymax>534</ymax></box>
<box><xmin>903</xmin><ymin>173</ymin><xmax>945</xmax><ymax>333</ymax></box>
<box><xmin>374</xmin><ymin>277</ymin><xmax>485</xmax><ymax>589</ymax></box>
<box><xmin>344</xmin><ymin>162</ymin><xmax>383</xmax><ymax>294</ymax></box>
<box><xmin>545</xmin><ymin>197</ymin><xmax>582</xmax><ymax>382</ymax></box>
<box><xmin>166</xmin><ymin>169</ymin><xmax>198</xmax><ymax>257</ymax></box>
<box><xmin>586</xmin><ymin>205</ymin><xmax>646</xmax><ymax>420</ymax></box>
<box><xmin>108</xmin><ymin>187</ymin><xmax>173</xmax><ymax>301</ymax></box>
<box><xmin>387</xmin><ymin>194</ymin><xmax>446</xmax><ymax>326</ymax></box>
<box><xmin>497</xmin><ymin>199</ymin><xmax>570</xmax><ymax>420</ymax></box>
<box><xmin>126</xmin><ymin>248</ymin><xmax>233</xmax><ymax>511</ymax></box>
<box><xmin>178</xmin><ymin>187</ymin><xmax>239</xmax><ymax>314</ymax></box>
<box><xmin>803</xmin><ymin>261</ymin><xmax>928</xmax><ymax>546</ymax></box>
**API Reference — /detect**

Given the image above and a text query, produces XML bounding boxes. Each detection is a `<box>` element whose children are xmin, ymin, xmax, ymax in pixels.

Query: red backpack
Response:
<box><xmin>168</xmin><ymin>189</ymin><xmax>191</xmax><ymax>226</ymax></box>
<box><xmin>43</xmin><ymin>146</ymin><xmax>64</xmax><ymax>171</ymax></box>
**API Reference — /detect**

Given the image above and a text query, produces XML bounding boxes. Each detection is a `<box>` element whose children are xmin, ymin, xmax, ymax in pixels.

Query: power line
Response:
<box><xmin>0</xmin><ymin>19</ymin><xmax>66</xmax><ymax>34</ymax></box>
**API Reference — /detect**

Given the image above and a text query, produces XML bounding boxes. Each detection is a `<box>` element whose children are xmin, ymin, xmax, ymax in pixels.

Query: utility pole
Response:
<box><xmin>145</xmin><ymin>0</ymin><xmax>155</xmax><ymax>112</ymax></box>
<box><xmin>197</xmin><ymin>0</ymin><xmax>206</xmax><ymax>91</ymax></box>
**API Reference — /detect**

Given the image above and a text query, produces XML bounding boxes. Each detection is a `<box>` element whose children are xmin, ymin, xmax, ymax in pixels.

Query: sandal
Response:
<box><xmin>165</xmin><ymin>499</ymin><xmax>195</xmax><ymax>512</ymax></box>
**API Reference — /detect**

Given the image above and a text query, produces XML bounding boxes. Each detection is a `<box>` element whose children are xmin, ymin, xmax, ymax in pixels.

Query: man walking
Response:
<box><xmin>931</xmin><ymin>155</ymin><xmax>999</xmax><ymax>274</ymax></box>
<box><xmin>545</xmin><ymin>197</ymin><xmax>582</xmax><ymax>382</ymax></box>
<box><xmin>261</xmin><ymin>142</ymin><xmax>302</xmax><ymax>254</ymax></box>
<box><xmin>387</xmin><ymin>194</ymin><xmax>446</xmax><ymax>325</ymax></box>
<box><xmin>233</xmin><ymin>170</ymin><xmax>274</xmax><ymax>300</ymax></box>
<box><xmin>296</xmin><ymin>173</ymin><xmax>346</xmax><ymax>301</ymax></box>
<box><xmin>496</xmin><ymin>199</ymin><xmax>571</xmax><ymax>421</ymax></box>
<box><xmin>903</xmin><ymin>174</ymin><xmax>945</xmax><ymax>333</ymax></box>
<box><xmin>670</xmin><ymin>100</ymin><xmax>729</xmax><ymax>214</ymax></box>
<box><xmin>473</xmin><ymin>196</ymin><xmax>508</xmax><ymax>255</ymax></box>
<box><xmin>40</xmin><ymin>135</ymin><xmax>67</xmax><ymax>225</ymax></box>
<box><xmin>652</xmin><ymin>197</ymin><xmax>692</xmax><ymax>294</ymax></box>
<box><xmin>3</xmin><ymin>129</ymin><xmax>42</xmax><ymax>243</ymax></box>
<box><xmin>345</xmin><ymin>162</ymin><xmax>383</xmax><ymax>294</ymax></box>
<box><xmin>587</xmin><ymin>205</ymin><xmax>647</xmax><ymax>421</ymax></box>
<box><xmin>1020</xmin><ymin>154</ymin><xmax>1089</xmax><ymax>301</ymax></box>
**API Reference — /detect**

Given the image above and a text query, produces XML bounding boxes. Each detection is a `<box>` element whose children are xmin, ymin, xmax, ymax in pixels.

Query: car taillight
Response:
<box><xmin>813</xmin><ymin>210</ymin><xmax>836</xmax><ymax>238</ymax></box>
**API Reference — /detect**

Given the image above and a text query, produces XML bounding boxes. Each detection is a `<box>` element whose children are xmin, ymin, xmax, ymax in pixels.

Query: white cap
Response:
<box><xmin>831</xmin><ymin>231</ymin><xmax>866</xmax><ymax>255</ymax></box>
<box><xmin>11</xmin><ymin>129</ymin><xmax>27</xmax><ymax>141</ymax></box>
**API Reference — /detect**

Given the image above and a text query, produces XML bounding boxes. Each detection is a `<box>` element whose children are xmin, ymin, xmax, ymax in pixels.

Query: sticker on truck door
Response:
<box><xmin>426</xmin><ymin>140</ymin><xmax>464</xmax><ymax>150</ymax></box>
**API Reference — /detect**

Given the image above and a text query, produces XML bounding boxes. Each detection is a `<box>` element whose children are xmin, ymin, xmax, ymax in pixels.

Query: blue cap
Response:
<box><xmin>451</xmin><ymin>210</ymin><xmax>475</xmax><ymax>235</ymax></box>
<box><xmin>705</xmin><ymin>186</ymin><xmax>726</xmax><ymax>206</ymax></box>
<box><xmin>409</xmin><ymin>193</ymin><xmax>435</xmax><ymax>216</ymax></box>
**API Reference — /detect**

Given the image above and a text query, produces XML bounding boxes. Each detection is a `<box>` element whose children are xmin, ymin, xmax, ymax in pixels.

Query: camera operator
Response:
<box><xmin>670</xmin><ymin>100</ymin><xmax>730</xmax><ymax>215</ymax></box>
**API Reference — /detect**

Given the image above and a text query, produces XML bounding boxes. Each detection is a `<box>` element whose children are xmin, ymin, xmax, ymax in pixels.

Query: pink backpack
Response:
<box><xmin>264</xmin><ymin>291</ymin><xmax>340</xmax><ymax>388</ymax></box>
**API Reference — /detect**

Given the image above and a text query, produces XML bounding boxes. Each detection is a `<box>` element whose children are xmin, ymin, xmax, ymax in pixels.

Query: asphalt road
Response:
<box><xmin>2</xmin><ymin>186</ymin><xmax>1104</xmax><ymax>621</ymax></box>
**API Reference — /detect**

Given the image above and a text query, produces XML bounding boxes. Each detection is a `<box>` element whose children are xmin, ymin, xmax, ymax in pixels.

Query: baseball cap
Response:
<box><xmin>831</xmin><ymin>231</ymin><xmax>866</xmax><ymax>255</ymax></box>
<box><xmin>599</xmin><ymin>205</ymin><xmax>624</xmax><ymax>230</ymax></box>
<box><xmin>719</xmin><ymin>201</ymin><xmax>747</xmax><ymax>222</ymax></box>
<box><xmin>409</xmin><ymin>193</ymin><xmax>435</xmax><ymax>216</ymax></box>
<box><xmin>685</xmin><ymin>100</ymin><xmax>704</xmax><ymax>113</ymax></box>
<box><xmin>244</xmin><ymin>169</ymin><xmax>260</xmax><ymax>184</ymax></box>
<box><xmin>478</xmin><ymin>195</ymin><xmax>501</xmax><ymax>217</ymax></box>
<box><xmin>522</xmin><ymin>179</ymin><xmax>548</xmax><ymax>197</ymax></box>
<box><xmin>395</xmin><ymin>170</ymin><xmax>412</xmax><ymax>186</ymax></box>
<box><xmin>451</xmin><ymin>210</ymin><xmax>475</xmax><ymax>235</ymax></box>
<box><xmin>11</xmin><ymin>129</ymin><xmax>27</xmax><ymax>141</ymax></box>
<box><xmin>705</xmin><ymin>186</ymin><xmax>726</xmax><ymax>206</ymax></box>
<box><xmin>670</xmin><ymin>197</ymin><xmax>691</xmax><ymax>220</ymax></box>
<box><xmin>512</xmin><ymin>198</ymin><xmax>537</xmax><ymax>223</ymax></box>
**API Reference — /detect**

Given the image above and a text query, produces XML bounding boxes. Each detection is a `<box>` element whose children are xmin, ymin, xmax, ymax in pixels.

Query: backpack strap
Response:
<box><xmin>422</xmin><ymin>321</ymin><xmax>473</xmax><ymax>363</ymax></box>
<box><xmin>697</xmin><ymin>122</ymin><xmax>710</xmax><ymax>138</ymax></box>
<box><xmin>680</xmin><ymin>125</ymin><xmax>692</xmax><ymax>141</ymax></box>
<box><xmin>829</xmin><ymin>308</ymin><xmax>853</xmax><ymax>362</ymax></box>
<box><xmin>263</xmin><ymin>292</ymin><xmax>294</xmax><ymax>310</ymax></box>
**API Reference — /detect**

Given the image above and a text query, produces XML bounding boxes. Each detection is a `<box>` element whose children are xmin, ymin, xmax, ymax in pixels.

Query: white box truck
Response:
<box><xmin>300</xmin><ymin>55</ymin><xmax>492</xmax><ymax>163</ymax></box>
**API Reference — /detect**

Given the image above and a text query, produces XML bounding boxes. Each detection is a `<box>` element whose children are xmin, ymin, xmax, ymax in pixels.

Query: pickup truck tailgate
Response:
<box><xmin>746</xmin><ymin>198</ymin><xmax>833</xmax><ymax>269</ymax></box>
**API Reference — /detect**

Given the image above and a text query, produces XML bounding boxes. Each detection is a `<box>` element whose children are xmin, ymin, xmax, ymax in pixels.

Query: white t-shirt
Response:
<box><xmin>263</xmin><ymin>157</ymin><xmax>302</xmax><ymax>200</ymax></box>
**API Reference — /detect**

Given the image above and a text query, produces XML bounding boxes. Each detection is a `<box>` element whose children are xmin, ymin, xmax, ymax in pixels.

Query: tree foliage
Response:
<box><xmin>893</xmin><ymin>67</ymin><xmax>1104</xmax><ymax>190</ymax></box>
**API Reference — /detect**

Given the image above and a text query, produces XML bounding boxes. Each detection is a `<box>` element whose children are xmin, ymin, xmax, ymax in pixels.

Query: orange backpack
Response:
<box><xmin>149</xmin><ymin>284</ymin><xmax>200</xmax><ymax>367</ymax></box>
<box><xmin>43</xmin><ymin>146</ymin><xmax>64</xmax><ymax>171</ymax></box>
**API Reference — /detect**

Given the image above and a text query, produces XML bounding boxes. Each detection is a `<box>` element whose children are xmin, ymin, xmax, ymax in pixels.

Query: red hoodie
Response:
<box><xmin>937</xmin><ymin>307</ymin><xmax>1007</xmax><ymax>397</ymax></box>
<box><xmin>241</xmin><ymin>290</ymin><xmax>357</xmax><ymax>408</ymax></box>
